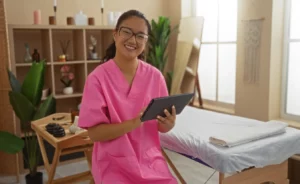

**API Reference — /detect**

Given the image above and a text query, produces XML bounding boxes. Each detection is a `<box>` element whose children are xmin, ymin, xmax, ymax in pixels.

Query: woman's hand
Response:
<box><xmin>157</xmin><ymin>105</ymin><xmax>176</xmax><ymax>133</ymax></box>
<box><xmin>130</xmin><ymin>107</ymin><xmax>146</xmax><ymax>129</ymax></box>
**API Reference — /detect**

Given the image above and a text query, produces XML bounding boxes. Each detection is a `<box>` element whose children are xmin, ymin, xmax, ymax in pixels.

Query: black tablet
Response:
<box><xmin>140</xmin><ymin>93</ymin><xmax>194</xmax><ymax>122</ymax></box>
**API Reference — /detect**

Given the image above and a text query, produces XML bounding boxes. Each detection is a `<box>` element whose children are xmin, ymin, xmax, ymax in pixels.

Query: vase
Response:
<box><xmin>24</xmin><ymin>48</ymin><xmax>32</xmax><ymax>63</ymax></box>
<box><xmin>63</xmin><ymin>87</ymin><xmax>73</xmax><ymax>95</ymax></box>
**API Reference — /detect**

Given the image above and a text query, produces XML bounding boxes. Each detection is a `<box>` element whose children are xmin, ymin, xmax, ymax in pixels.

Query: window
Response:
<box><xmin>194</xmin><ymin>0</ymin><xmax>237</xmax><ymax>105</ymax></box>
<box><xmin>282</xmin><ymin>0</ymin><xmax>300</xmax><ymax>120</ymax></box>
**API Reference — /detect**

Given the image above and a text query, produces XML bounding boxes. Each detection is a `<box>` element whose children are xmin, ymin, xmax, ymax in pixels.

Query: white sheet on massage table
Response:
<box><xmin>159</xmin><ymin>106</ymin><xmax>300</xmax><ymax>174</ymax></box>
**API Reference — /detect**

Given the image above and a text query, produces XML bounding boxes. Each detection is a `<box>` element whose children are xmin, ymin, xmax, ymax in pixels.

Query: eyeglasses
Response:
<box><xmin>118</xmin><ymin>26</ymin><xmax>149</xmax><ymax>44</ymax></box>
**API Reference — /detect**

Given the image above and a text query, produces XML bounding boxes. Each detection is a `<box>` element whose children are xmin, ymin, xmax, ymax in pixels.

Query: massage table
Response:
<box><xmin>160</xmin><ymin>106</ymin><xmax>300</xmax><ymax>184</ymax></box>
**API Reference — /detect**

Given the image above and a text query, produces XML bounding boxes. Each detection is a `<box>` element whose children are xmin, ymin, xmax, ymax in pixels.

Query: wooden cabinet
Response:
<box><xmin>7</xmin><ymin>24</ymin><xmax>114</xmax><ymax>173</ymax></box>
<box><xmin>8</xmin><ymin>24</ymin><xmax>114</xmax><ymax>112</ymax></box>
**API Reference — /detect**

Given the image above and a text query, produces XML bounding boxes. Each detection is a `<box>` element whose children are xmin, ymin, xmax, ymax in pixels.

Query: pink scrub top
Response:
<box><xmin>78</xmin><ymin>59</ymin><xmax>178</xmax><ymax>184</ymax></box>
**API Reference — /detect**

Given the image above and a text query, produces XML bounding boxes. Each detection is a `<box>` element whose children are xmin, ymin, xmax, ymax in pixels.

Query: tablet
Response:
<box><xmin>140</xmin><ymin>93</ymin><xmax>194</xmax><ymax>122</ymax></box>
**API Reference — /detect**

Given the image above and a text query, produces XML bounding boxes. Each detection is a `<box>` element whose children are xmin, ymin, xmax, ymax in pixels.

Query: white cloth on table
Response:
<box><xmin>209</xmin><ymin>120</ymin><xmax>288</xmax><ymax>147</ymax></box>
<box><xmin>159</xmin><ymin>106</ymin><xmax>300</xmax><ymax>173</ymax></box>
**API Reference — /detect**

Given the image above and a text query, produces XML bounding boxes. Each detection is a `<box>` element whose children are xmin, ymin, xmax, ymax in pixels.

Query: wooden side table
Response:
<box><xmin>31</xmin><ymin>113</ymin><xmax>94</xmax><ymax>184</ymax></box>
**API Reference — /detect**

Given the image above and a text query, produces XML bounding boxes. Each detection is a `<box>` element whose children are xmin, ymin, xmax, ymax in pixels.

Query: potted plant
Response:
<box><xmin>60</xmin><ymin>65</ymin><xmax>74</xmax><ymax>95</ymax></box>
<box><xmin>5</xmin><ymin>60</ymin><xmax>56</xmax><ymax>184</ymax></box>
<box><xmin>146</xmin><ymin>16</ymin><xmax>178</xmax><ymax>93</ymax></box>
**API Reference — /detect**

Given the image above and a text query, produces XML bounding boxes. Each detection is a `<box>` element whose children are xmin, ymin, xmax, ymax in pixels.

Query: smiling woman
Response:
<box><xmin>118</xmin><ymin>26</ymin><xmax>149</xmax><ymax>56</ymax></box>
<box><xmin>103</xmin><ymin>10</ymin><xmax>151</xmax><ymax>62</ymax></box>
<box><xmin>77</xmin><ymin>10</ymin><xmax>178</xmax><ymax>184</ymax></box>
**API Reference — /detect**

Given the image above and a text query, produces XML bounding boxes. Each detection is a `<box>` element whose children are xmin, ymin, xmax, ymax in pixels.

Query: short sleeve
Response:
<box><xmin>78</xmin><ymin>74</ymin><xmax>110</xmax><ymax>129</ymax></box>
<box><xmin>158</xmin><ymin>73</ymin><xmax>169</xmax><ymax>97</ymax></box>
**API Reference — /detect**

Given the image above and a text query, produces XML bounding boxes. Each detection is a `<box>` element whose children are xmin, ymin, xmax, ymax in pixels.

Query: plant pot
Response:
<box><xmin>63</xmin><ymin>87</ymin><xmax>73</xmax><ymax>95</ymax></box>
<box><xmin>25</xmin><ymin>172</ymin><xmax>43</xmax><ymax>184</ymax></box>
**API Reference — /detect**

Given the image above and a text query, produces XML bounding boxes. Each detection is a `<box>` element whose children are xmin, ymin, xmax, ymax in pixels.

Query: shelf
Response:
<box><xmin>55</xmin><ymin>93</ymin><xmax>83</xmax><ymax>99</ymax></box>
<box><xmin>15</xmin><ymin>62</ymin><xmax>51</xmax><ymax>67</ymax></box>
<box><xmin>8</xmin><ymin>25</ymin><xmax>114</xmax><ymax>116</ymax></box>
<box><xmin>87</xmin><ymin>60</ymin><xmax>102</xmax><ymax>64</ymax></box>
<box><xmin>8</xmin><ymin>24</ymin><xmax>117</xmax><ymax>173</ymax></box>
<box><xmin>53</xmin><ymin>61</ymin><xmax>86</xmax><ymax>65</ymax></box>
<box><xmin>9</xmin><ymin>24</ymin><xmax>115</xmax><ymax>30</ymax></box>
<box><xmin>12</xmin><ymin>29</ymin><xmax>51</xmax><ymax>64</ymax></box>
<box><xmin>52</xmin><ymin>29</ymin><xmax>85</xmax><ymax>62</ymax></box>
<box><xmin>53</xmin><ymin>63</ymin><xmax>85</xmax><ymax>96</ymax></box>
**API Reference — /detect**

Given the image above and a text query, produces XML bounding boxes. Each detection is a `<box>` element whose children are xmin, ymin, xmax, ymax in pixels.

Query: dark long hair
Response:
<box><xmin>102</xmin><ymin>10</ymin><xmax>151</xmax><ymax>62</ymax></box>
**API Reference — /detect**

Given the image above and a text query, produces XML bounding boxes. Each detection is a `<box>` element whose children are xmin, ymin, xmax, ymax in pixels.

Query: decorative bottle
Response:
<box><xmin>32</xmin><ymin>49</ymin><xmax>40</xmax><ymax>62</ymax></box>
<box><xmin>74</xmin><ymin>11</ymin><xmax>88</xmax><ymax>25</ymax></box>
<box><xmin>24</xmin><ymin>43</ymin><xmax>32</xmax><ymax>63</ymax></box>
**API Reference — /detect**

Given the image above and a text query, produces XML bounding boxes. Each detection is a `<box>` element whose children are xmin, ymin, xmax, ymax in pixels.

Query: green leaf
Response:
<box><xmin>9</xmin><ymin>91</ymin><xmax>35</xmax><ymax>123</ymax></box>
<box><xmin>163</xmin><ymin>54</ymin><xmax>168</xmax><ymax>69</ymax></box>
<box><xmin>21</xmin><ymin>61</ymin><xmax>45</xmax><ymax>106</ymax></box>
<box><xmin>0</xmin><ymin>131</ymin><xmax>24</xmax><ymax>154</ymax></box>
<box><xmin>149</xmin><ymin>52</ymin><xmax>156</xmax><ymax>65</ymax></box>
<box><xmin>166</xmin><ymin>71</ymin><xmax>173</xmax><ymax>93</ymax></box>
<box><xmin>7</xmin><ymin>68</ymin><xmax>21</xmax><ymax>92</ymax></box>
<box><xmin>33</xmin><ymin>94</ymin><xmax>56</xmax><ymax>121</ymax></box>
<box><xmin>147</xmin><ymin>16</ymin><xmax>177</xmax><ymax>73</ymax></box>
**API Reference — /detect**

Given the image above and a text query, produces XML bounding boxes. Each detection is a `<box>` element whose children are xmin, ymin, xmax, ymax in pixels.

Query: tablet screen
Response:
<box><xmin>140</xmin><ymin>93</ymin><xmax>194</xmax><ymax>122</ymax></box>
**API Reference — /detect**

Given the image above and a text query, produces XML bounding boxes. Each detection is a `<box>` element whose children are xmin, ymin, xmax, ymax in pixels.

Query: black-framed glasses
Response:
<box><xmin>118</xmin><ymin>26</ymin><xmax>149</xmax><ymax>44</ymax></box>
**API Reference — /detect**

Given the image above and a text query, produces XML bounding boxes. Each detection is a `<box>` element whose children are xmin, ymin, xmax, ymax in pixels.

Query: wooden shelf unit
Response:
<box><xmin>7</xmin><ymin>24</ymin><xmax>115</xmax><ymax>174</ymax></box>
<box><xmin>8</xmin><ymin>24</ymin><xmax>114</xmax><ymax>113</ymax></box>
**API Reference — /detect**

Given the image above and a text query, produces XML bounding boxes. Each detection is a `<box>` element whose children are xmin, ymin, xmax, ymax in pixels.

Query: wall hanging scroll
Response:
<box><xmin>243</xmin><ymin>18</ymin><xmax>264</xmax><ymax>84</ymax></box>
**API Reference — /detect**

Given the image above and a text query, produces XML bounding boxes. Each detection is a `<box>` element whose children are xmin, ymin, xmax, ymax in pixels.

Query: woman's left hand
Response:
<box><xmin>157</xmin><ymin>105</ymin><xmax>176</xmax><ymax>133</ymax></box>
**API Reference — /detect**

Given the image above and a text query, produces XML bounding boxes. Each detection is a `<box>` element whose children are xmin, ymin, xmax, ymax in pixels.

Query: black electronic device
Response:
<box><xmin>140</xmin><ymin>93</ymin><xmax>194</xmax><ymax>122</ymax></box>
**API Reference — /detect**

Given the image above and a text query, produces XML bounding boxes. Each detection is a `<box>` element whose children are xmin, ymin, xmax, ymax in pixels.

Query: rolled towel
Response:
<box><xmin>69</xmin><ymin>116</ymin><xmax>84</xmax><ymax>134</ymax></box>
<box><xmin>209</xmin><ymin>120</ymin><xmax>288</xmax><ymax>147</ymax></box>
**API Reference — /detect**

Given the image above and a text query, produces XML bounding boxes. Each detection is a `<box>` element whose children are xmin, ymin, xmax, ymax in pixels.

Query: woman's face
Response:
<box><xmin>113</xmin><ymin>16</ymin><xmax>149</xmax><ymax>61</ymax></box>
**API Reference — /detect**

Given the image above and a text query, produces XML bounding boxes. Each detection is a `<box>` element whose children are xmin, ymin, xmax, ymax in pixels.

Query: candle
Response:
<box><xmin>101</xmin><ymin>0</ymin><xmax>104</xmax><ymax>8</ymax></box>
<box><xmin>33</xmin><ymin>10</ymin><xmax>41</xmax><ymax>24</ymax></box>
<box><xmin>54</xmin><ymin>0</ymin><xmax>57</xmax><ymax>6</ymax></box>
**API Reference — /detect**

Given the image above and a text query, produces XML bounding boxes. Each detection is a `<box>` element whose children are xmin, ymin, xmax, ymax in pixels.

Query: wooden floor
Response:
<box><xmin>0</xmin><ymin>149</ymin><xmax>221</xmax><ymax>184</ymax></box>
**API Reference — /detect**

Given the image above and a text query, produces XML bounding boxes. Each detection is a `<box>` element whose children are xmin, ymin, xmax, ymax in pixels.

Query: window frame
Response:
<box><xmin>192</xmin><ymin>0</ymin><xmax>237</xmax><ymax>109</ymax></box>
<box><xmin>281</xmin><ymin>0</ymin><xmax>300</xmax><ymax>121</ymax></box>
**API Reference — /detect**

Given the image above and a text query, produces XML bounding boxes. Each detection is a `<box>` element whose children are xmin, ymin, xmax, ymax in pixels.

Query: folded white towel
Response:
<box><xmin>209</xmin><ymin>120</ymin><xmax>288</xmax><ymax>147</ymax></box>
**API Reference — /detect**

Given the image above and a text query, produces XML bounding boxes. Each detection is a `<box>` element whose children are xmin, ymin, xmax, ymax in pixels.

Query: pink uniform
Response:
<box><xmin>78</xmin><ymin>59</ymin><xmax>178</xmax><ymax>184</ymax></box>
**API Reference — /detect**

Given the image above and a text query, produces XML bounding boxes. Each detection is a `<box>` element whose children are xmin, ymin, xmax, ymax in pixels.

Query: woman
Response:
<box><xmin>78</xmin><ymin>10</ymin><xmax>178</xmax><ymax>184</ymax></box>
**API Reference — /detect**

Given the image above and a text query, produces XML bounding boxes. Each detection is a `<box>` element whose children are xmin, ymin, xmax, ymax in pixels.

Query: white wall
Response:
<box><xmin>179</xmin><ymin>0</ymin><xmax>286</xmax><ymax>121</ymax></box>
<box><xmin>181</xmin><ymin>0</ymin><xmax>192</xmax><ymax>17</ymax></box>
